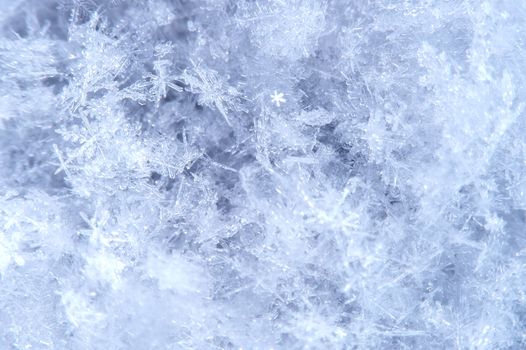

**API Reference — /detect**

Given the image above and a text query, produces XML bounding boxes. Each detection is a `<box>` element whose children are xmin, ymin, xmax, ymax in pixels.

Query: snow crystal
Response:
<box><xmin>1</xmin><ymin>0</ymin><xmax>526</xmax><ymax>349</ymax></box>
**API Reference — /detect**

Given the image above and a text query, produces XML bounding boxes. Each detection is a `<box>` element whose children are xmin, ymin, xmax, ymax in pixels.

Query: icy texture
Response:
<box><xmin>1</xmin><ymin>0</ymin><xmax>526</xmax><ymax>349</ymax></box>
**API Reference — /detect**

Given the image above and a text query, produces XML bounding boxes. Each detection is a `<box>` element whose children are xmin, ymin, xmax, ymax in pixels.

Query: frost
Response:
<box><xmin>1</xmin><ymin>0</ymin><xmax>526</xmax><ymax>349</ymax></box>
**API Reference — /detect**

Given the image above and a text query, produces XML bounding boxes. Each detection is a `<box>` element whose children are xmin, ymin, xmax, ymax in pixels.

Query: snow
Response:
<box><xmin>1</xmin><ymin>0</ymin><xmax>526</xmax><ymax>349</ymax></box>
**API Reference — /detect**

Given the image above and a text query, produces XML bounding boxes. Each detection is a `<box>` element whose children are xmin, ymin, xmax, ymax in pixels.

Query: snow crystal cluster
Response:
<box><xmin>1</xmin><ymin>0</ymin><xmax>526</xmax><ymax>349</ymax></box>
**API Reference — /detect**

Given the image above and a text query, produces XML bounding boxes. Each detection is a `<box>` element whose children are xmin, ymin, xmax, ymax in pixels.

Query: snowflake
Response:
<box><xmin>271</xmin><ymin>91</ymin><xmax>286</xmax><ymax>107</ymax></box>
<box><xmin>181</xmin><ymin>63</ymin><xmax>241</xmax><ymax>125</ymax></box>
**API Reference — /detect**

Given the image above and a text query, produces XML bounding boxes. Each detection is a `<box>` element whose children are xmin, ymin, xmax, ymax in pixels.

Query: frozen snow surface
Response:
<box><xmin>1</xmin><ymin>0</ymin><xmax>526</xmax><ymax>349</ymax></box>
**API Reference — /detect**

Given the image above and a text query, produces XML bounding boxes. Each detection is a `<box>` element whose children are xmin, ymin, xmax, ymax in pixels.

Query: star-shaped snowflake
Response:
<box><xmin>271</xmin><ymin>91</ymin><xmax>286</xmax><ymax>107</ymax></box>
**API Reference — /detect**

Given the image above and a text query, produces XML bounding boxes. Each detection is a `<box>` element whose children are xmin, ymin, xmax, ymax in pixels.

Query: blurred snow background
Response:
<box><xmin>1</xmin><ymin>0</ymin><xmax>526</xmax><ymax>349</ymax></box>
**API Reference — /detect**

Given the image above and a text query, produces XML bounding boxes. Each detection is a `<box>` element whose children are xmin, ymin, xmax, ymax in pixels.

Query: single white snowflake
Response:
<box><xmin>271</xmin><ymin>91</ymin><xmax>286</xmax><ymax>107</ymax></box>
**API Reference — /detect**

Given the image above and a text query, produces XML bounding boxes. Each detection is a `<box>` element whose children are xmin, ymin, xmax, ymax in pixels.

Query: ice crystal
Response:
<box><xmin>1</xmin><ymin>0</ymin><xmax>526</xmax><ymax>349</ymax></box>
<box><xmin>270</xmin><ymin>91</ymin><xmax>286</xmax><ymax>107</ymax></box>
